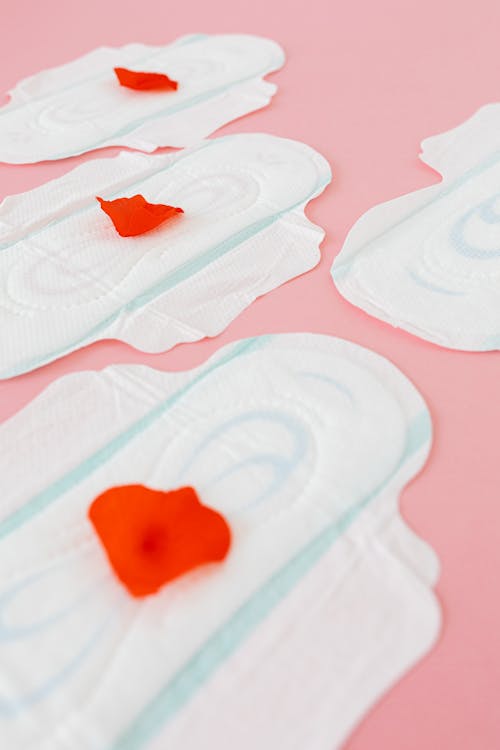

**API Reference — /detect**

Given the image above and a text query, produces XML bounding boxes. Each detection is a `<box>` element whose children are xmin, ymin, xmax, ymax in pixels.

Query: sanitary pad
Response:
<box><xmin>0</xmin><ymin>133</ymin><xmax>330</xmax><ymax>378</ymax></box>
<box><xmin>332</xmin><ymin>104</ymin><xmax>500</xmax><ymax>350</ymax></box>
<box><xmin>0</xmin><ymin>333</ymin><xmax>440</xmax><ymax>750</ymax></box>
<box><xmin>0</xmin><ymin>34</ymin><xmax>284</xmax><ymax>163</ymax></box>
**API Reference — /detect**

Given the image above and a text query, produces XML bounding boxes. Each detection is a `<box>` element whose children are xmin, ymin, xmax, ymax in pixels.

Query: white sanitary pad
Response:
<box><xmin>0</xmin><ymin>34</ymin><xmax>284</xmax><ymax>163</ymax></box>
<box><xmin>332</xmin><ymin>103</ymin><xmax>500</xmax><ymax>350</ymax></box>
<box><xmin>0</xmin><ymin>133</ymin><xmax>330</xmax><ymax>378</ymax></box>
<box><xmin>0</xmin><ymin>333</ymin><xmax>440</xmax><ymax>750</ymax></box>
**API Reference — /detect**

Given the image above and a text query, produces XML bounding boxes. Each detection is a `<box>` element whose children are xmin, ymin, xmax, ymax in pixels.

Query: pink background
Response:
<box><xmin>1</xmin><ymin>1</ymin><xmax>499</xmax><ymax>747</ymax></box>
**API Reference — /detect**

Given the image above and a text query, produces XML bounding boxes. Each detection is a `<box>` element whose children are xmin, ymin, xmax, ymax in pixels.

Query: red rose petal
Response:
<box><xmin>96</xmin><ymin>194</ymin><xmax>183</xmax><ymax>237</ymax></box>
<box><xmin>88</xmin><ymin>485</ymin><xmax>231</xmax><ymax>598</ymax></box>
<box><xmin>114</xmin><ymin>67</ymin><xmax>178</xmax><ymax>91</ymax></box>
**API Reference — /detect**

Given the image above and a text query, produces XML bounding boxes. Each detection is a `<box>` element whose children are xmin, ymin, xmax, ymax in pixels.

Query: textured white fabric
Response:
<box><xmin>0</xmin><ymin>133</ymin><xmax>330</xmax><ymax>378</ymax></box>
<box><xmin>0</xmin><ymin>333</ymin><xmax>440</xmax><ymax>750</ymax></box>
<box><xmin>332</xmin><ymin>103</ymin><xmax>500</xmax><ymax>350</ymax></box>
<box><xmin>0</xmin><ymin>34</ymin><xmax>284</xmax><ymax>163</ymax></box>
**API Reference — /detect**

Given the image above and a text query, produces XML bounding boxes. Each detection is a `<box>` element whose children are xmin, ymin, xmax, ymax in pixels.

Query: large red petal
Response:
<box><xmin>97</xmin><ymin>194</ymin><xmax>183</xmax><ymax>237</ymax></box>
<box><xmin>88</xmin><ymin>485</ymin><xmax>231</xmax><ymax>597</ymax></box>
<box><xmin>114</xmin><ymin>67</ymin><xmax>178</xmax><ymax>91</ymax></box>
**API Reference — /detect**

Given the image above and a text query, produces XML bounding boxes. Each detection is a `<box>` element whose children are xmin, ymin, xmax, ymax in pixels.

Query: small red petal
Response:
<box><xmin>88</xmin><ymin>485</ymin><xmax>231</xmax><ymax>598</ymax></box>
<box><xmin>97</xmin><ymin>194</ymin><xmax>183</xmax><ymax>237</ymax></box>
<box><xmin>114</xmin><ymin>67</ymin><xmax>178</xmax><ymax>91</ymax></box>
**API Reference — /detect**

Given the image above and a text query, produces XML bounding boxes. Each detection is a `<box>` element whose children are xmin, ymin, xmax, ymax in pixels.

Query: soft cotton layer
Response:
<box><xmin>0</xmin><ymin>34</ymin><xmax>284</xmax><ymax>163</ymax></box>
<box><xmin>0</xmin><ymin>133</ymin><xmax>330</xmax><ymax>378</ymax></box>
<box><xmin>0</xmin><ymin>333</ymin><xmax>440</xmax><ymax>750</ymax></box>
<box><xmin>332</xmin><ymin>103</ymin><xmax>500</xmax><ymax>350</ymax></box>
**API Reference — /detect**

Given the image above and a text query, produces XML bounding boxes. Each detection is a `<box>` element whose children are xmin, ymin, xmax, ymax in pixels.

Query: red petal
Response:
<box><xmin>97</xmin><ymin>194</ymin><xmax>183</xmax><ymax>237</ymax></box>
<box><xmin>88</xmin><ymin>485</ymin><xmax>231</xmax><ymax>597</ymax></box>
<box><xmin>114</xmin><ymin>67</ymin><xmax>178</xmax><ymax>91</ymax></box>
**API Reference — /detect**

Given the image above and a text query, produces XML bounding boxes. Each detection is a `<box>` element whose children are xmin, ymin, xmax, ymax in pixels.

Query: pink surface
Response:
<box><xmin>1</xmin><ymin>1</ymin><xmax>499</xmax><ymax>748</ymax></box>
